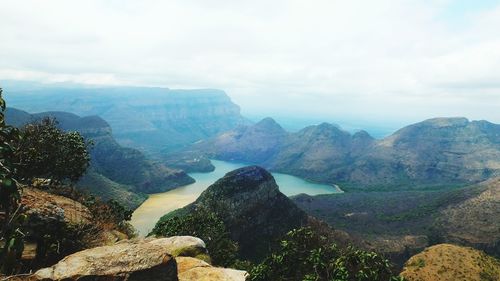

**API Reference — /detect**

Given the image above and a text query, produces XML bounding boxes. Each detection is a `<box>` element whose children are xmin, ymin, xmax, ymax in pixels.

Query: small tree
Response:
<box><xmin>16</xmin><ymin>117</ymin><xmax>91</xmax><ymax>184</ymax></box>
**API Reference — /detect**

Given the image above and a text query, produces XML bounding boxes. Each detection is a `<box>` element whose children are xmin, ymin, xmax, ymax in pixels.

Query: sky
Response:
<box><xmin>1</xmin><ymin>0</ymin><xmax>500</xmax><ymax>127</ymax></box>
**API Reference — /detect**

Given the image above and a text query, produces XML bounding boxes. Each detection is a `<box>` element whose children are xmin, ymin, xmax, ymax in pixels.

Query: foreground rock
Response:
<box><xmin>400</xmin><ymin>244</ymin><xmax>500</xmax><ymax>281</ymax></box>
<box><xmin>23</xmin><ymin>236</ymin><xmax>246</xmax><ymax>281</ymax></box>
<box><xmin>176</xmin><ymin>257</ymin><xmax>247</xmax><ymax>281</ymax></box>
<box><xmin>31</xmin><ymin>236</ymin><xmax>205</xmax><ymax>280</ymax></box>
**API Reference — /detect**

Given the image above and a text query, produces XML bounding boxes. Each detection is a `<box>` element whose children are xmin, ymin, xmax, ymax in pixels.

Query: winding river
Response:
<box><xmin>130</xmin><ymin>160</ymin><xmax>342</xmax><ymax>236</ymax></box>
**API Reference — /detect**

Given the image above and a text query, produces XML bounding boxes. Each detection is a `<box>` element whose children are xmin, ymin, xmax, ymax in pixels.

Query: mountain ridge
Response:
<box><xmin>186</xmin><ymin>116</ymin><xmax>500</xmax><ymax>190</ymax></box>
<box><xmin>4</xmin><ymin>84</ymin><xmax>251</xmax><ymax>154</ymax></box>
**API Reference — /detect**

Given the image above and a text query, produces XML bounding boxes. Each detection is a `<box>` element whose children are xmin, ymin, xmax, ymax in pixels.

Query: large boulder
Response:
<box><xmin>176</xmin><ymin>257</ymin><xmax>247</xmax><ymax>281</ymax></box>
<box><xmin>31</xmin><ymin>236</ymin><xmax>206</xmax><ymax>281</ymax></box>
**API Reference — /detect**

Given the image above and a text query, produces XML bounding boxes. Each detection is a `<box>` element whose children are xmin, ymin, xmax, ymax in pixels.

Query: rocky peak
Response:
<box><xmin>300</xmin><ymin>122</ymin><xmax>350</xmax><ymax>139</ymax></box>
<box><xmin>205</xmin><ymin>166</ymin><xmax>277</xmax><ymax>196</ymax></box>
<box><xmin>174</xmin><ymin>166</ymin><xmax>309</xmax><ymax>261</ymax></box>
<box><xmin>353</xmin><ymin>130</ymin><xmax>373</xmax><ymax>140</ymax></box>
<box><xmin>253</xmin><ymin>117</ymin><xmax>286</xmax><ymax>134</ymax></box>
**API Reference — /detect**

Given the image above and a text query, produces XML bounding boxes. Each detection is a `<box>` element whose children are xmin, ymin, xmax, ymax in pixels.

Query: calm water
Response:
<box><xmin>130</xmin><ymin>160</ymin><xmax>342</xmax><ymax>236</ymax></box>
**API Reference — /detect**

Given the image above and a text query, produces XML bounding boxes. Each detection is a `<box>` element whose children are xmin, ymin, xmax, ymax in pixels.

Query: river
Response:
<box><xmin>130</xmin><ymin>159</ymin><xmax>342</xmax><ymax>236</ymax></box>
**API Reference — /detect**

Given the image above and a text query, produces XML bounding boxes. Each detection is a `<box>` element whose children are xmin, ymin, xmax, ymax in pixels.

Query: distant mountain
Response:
<box><xmin>190</xmin><ymin>117</ymin><xmax>500</xmax><ymax>190</ymax></box>
<box><xmin>4</xmin><ymin>83</ymin><xmax>250</xmax><ymax>154</ymax></box>
<box><xmin>6</xmin><ymin>108</ymin><xmax>194</xmax><ymax>209</ymax></box>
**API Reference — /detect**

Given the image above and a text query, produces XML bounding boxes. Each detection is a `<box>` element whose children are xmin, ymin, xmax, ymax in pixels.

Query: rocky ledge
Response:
<box><xmin>16</xmin><ymin>236</ymin><xmax>247</xmax><ymax>281</ymax></box>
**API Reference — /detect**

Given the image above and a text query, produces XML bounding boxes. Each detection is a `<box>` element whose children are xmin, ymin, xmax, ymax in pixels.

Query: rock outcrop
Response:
<box><xmin>400</xmin><ymin>244</ymin><xmax>500</xmax><ymax>281</ymax></box>
<box><xmin>19</xmin><ymin>187</ymin><xmax>128</xmax><ymax>264</ymax></box>
<box><xmin>162</xmin><ymin>166</ymin><xmax>309</xmax><ymax>261</ymax></box>
<box><xmin>21</xmin><ymin>236</ymin><xmax>246</xmax><ymax>281</ymax></box>
<box><xmin>21</xmin><ymin>187</ymin><xmax>92</xmax><ymax>226</ymax></box>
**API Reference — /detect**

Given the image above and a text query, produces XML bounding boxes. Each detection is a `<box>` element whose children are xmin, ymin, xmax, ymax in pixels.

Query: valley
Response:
<box><xmin>0</xmin><ymin>84</ymin><xmax>498</xmax><ymax>280</ymax></box>
<box><xmin>2</xmin><ymin>2</ymin><xmax>500</xmax><ymax>279</ymax></box>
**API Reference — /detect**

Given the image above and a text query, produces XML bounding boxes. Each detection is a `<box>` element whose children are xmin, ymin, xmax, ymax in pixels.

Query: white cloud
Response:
<box><xmin>0</xmin><ymin>0</ymin><xmax>499</xmax><ymax>125</ymax></box>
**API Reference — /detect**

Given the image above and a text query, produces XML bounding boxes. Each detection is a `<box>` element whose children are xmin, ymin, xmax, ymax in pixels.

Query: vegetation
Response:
<box><xmin>16</xmin><ymin>117</ymin><xmax>91</xmax><ymax>184</ymax></box>
<box><xmin>0</xmin><ymin>88</ymin><xmax>25</xmax><ymax>274</ymax></box>
<box><xmin>248</xmin><ymin>227</ymin><xmax>404</xmax><ymax>281</ymax></box>
<box><xmin>0</xmin><ymin>88</ymin><xmax>98</xmax><ymax>273</ymax></box>
<box><xmin>401</xmin><ymin>244</ymin><xmax>500</xmax><ymax>281</ymax></box>
<box><xmin>151</xmin><ymin>210</ymin><xmax>240</xmax><ymax>267</ymax></box>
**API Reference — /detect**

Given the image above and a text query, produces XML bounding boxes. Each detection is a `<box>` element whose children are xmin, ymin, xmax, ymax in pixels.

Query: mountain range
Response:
<box><xmin>4</xmin><ymin>83</ymin><xmax>249</xmax><ymax>154</ymax></box>
<box><xmin>185</xmin><ymin>116</ymin><xmax>500</xmax><ymax>190</ymax></box>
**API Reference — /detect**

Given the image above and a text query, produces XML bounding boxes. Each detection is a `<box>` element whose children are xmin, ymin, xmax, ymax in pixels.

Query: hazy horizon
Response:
<box><xmin>1</xmin><ymin>0</ymin><xmax>500</xmax><ymax>126</ymax></box>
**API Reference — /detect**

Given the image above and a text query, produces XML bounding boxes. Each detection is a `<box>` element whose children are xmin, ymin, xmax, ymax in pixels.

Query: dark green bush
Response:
<box><xmin>16</xmin><ymin>117</ymin><xmax>91</xmax><ymax>184</ymax></box>
<box><xmin>151</xmin><ymin>210</ymin><xmax>239</xmax><ymax>267</ymax></box>
<box><xmin>248</xmin><ymin>227</ymin><xmax>404</xmax><ymax>281</ymax></box>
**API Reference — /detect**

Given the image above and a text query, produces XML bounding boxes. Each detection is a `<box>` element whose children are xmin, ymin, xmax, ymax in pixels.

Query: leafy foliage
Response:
<box><xmin>151</xmin><ymin>210</ymin><xmax>239</xmax><ymax>267</ymax></box>
<box><xmin>248</xmin><ymin>227</ymin><xmax>404</xmax><ymax>281</ymax></box>
<box><xmin>0</xmin><ymin>88</ymin><xmax>25</xmax><ymax>274</ymax></box>
<box><xmin>16</xmin><ymin>117</ymin><xmax>91</xmax><ymax>184</ymax></box>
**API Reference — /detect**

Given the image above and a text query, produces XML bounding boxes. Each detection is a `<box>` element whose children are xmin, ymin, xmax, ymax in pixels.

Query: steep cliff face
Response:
<box><xmin>192</xmin><ymin>117</ymin><xmax>500</xmax><ymax>190</ymax></box>
<box><xmin>6</xmin><ymin>85</ymin><xmax>249</xmax><ymax>153</ymax></box>
<box><xmin>164</xmin><ymin>166</ymin><xmax>309</xmax><ymax>261</ymax></box>
<box><xmin>5</xmin><ymin>108</ymin><xmax>194</xmax><ymax>209</ymax></box>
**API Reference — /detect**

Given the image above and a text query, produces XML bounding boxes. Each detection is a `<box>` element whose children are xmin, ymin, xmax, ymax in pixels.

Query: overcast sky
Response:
<box><xmin>1</xmin><ymin>0</ymin><xmax>499</xmax><ymax>126</ymax></box>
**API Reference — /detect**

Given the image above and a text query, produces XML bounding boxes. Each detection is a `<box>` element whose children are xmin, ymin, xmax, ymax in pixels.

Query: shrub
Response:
<box><xmin>151</xmin><ymin>210</ymin><xmax>239</xmax><ymax>267</ymax></box>
<box><xmin>248</xmin><ymin>227</ymin><xmax>404</xmax><ymax>281</ymax></box>
<box><xmin>16</xmin><ymin>117</ymin><xmax>91</xmax><ymax>184</ymax></box>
